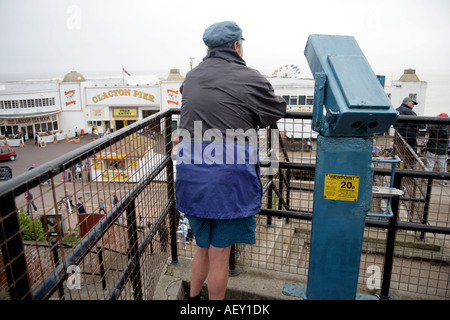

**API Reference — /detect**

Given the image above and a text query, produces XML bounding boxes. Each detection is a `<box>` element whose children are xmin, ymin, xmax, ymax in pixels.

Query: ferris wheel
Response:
<box><xmin>272</xmin><ymin>64</ymin><xmax>301</xmax><ymax>78</ymax></box>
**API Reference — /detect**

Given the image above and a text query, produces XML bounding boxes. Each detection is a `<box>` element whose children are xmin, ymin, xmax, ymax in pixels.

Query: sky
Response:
<box><xmin>1</xmin><ymin>0</ymin><xmax>449</xmax><ymax>113</ymax></box>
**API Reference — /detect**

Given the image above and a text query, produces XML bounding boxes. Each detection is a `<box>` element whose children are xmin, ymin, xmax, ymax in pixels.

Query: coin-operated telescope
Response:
<box><xmin>305</xmin><ymin>34</ymin><xmax>398</xmax><ymax>137</ymax></box>
<box><xmin>283</xmin><ymin>35</ymin><xmax>399</xmax><ymax>300</ymax></box>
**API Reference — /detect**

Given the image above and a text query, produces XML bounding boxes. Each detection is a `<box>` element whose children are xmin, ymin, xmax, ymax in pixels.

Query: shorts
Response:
<box><xmin>185</xmin><ymin>214</ymin><xmax>256</xmax><ymax>248</ymax></box>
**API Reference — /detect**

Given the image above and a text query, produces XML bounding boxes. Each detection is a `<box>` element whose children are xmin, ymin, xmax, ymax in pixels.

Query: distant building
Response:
<box><xmin>0</xmin><ymin>68</ymin><xmax>427</xmax><ymax>141</ymax></box>
<box><xmin>383</xmin><ymin>69</ymin><xmax>427</xmax><ymax>116</ymax></box>
<box><xmin>269</xmin><ymin>68</ymin><xmax>427</xmax><ymax>116</ymax></box>
<box><xmin>0</xmin><ymin>70</ymin><xmax>183</xmax><ymax>140</ymax></box>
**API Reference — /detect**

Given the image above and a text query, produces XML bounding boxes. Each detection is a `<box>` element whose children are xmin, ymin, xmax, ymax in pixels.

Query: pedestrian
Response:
<box><xmin>180</xmin><ymin>213</ymin><xmax>193</xmax><ymax>242</ymax></box>
<box><xmin>77</xmin><ymin>197</ymin><xmax>86</xmax><ymax>214</ymax></box>
<box><xmin>75</xmin><ymin>127</ymin><xmax>78</xmax><ymax>137</ymax></box>
<box><xmin>175</xmin><ymin>21</ymin><xmax>286</xmax><ymax>300</ymax></box>
<box><xmin>65</xmin><ymin>189</ymin><xmax>74</xmax><ymax>208</ymax></box>
<box><xmin>425</xmin><ymin>113</ymin><xmax>449</xmax><ymax>185</ymax></box>
<box><xmin>394</xmin><ymin>97</ymin><xmax>426</xmax><ymax>152</ymax></box>
<box><xmin>178</xmin><ymin>222</ymin><xmax>188</xmax><ymax>249</ymax></box>
<box><xmin>35</xmin><ymin>134</ymin><xmax>39</xmax><ymax>146</ymax></box>
<box><xmin>25</xmin><ymin>191</ymin><xmax>38</xmax><ymax>215</ymax></box>
<box><xmin>98</xmin><ymin>198</ymin><xmax>106</xmax><ymax>214</ymax></box>
<box><xmin>113</xmin><ymin>192</ymin><xmax>124</xmax><ymax>222</ymax></box>
<box><xmin>112</xmin><ymin>193</ymin><xmax>118</xmax><ymax>206</ymax></box>
<box><xmin>76</xmin><ymin>165</ymin><xmax>82</xmax><ymax>180</ymax></box>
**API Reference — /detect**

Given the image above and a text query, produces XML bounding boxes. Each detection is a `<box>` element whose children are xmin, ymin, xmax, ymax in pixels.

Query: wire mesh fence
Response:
<box><xmin>0</xmin><ymin>112</ymin><xmax>175</xmax><ymax>300</ymax></box>
<box><xmin>178</xmin><ymin>115</ymin><xmax>449</xmax><ymax>299</ymax></box>
<box><xmin>1</xmin><ymin>111</ymin><xmax>449</xmax><ymax>300</ymax></box>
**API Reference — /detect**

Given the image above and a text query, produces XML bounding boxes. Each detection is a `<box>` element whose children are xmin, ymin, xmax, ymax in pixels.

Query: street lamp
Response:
<box><xmin>189</xmin><ymin>57</ymin><xmax>195</xmax><ymax>70</ymax></box>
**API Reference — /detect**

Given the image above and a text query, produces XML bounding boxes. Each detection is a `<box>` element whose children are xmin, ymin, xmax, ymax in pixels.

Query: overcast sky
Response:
<box><xmin>1</xmin><ymin>0</ymin><xmax>449</xmax><ymax>82</ymax></box>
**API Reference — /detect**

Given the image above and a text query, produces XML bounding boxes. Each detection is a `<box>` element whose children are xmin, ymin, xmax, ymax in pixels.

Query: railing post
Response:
<box><xmin>377</xmin><ymin>173</ymin><xmax>402</xmax><ymax>300</ymax></box>
<box><xmin>97</xmin><ymin>245</ymin><xmax>107</xmax><ymax>290</ymax></box>
<box><xmin>278</xmin><ymin>170</ymin><xmax>289</xmax><ymax>224</ymax></box>
<box><xmin>50</xmin><ymin>239</ymin><xmax>65</xmax><ymax>299</ymax></box>
<box><xmin>0</xmin><ymin>191</ymin><xmax>32</xmax><ymax>300</ymax></box>
<box><xmin>286</xmin><ymin>169</ymin><xmax>291</xmax><ymax>210</ymax></box>
<box><xmin>228</xmin><ymin>244</ymin><xmax>241</xmax><ymax>276</ymax></box>
<box><xmin>165</xmin><ymin>113</ymin><xmax>178</xmax><ymax>265</ymax></box>
<box><xmin>419</xmin><ymin>178</ymin><xmax>433</xmax><ymax>240</ymax></box>
<box><xmin>126</xmin><ymin>199</ymin><xmax>142</xmax><ymax>299</ymax></box>
<box><xmin>278</xmin><ymin>170</ymin><xmax>283</xmax><ymax>211</ymax></box>
<box><xmin>266</xmin><ymin>126</ymin><xmax>274</xmax><ymax>227</ymax></box>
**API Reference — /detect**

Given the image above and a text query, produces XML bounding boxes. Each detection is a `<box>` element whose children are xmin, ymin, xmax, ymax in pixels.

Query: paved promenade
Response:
<box><xmin>1</xmin><ymin>134</ymin><xmax>95</xmax><ymax>179</ymax></box>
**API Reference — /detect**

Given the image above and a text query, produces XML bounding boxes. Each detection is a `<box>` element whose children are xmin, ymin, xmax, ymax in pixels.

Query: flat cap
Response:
<box><xmin>203</xmin><ymin>21</ymin><xmax>244</xmax><ymax>48</ymax></box>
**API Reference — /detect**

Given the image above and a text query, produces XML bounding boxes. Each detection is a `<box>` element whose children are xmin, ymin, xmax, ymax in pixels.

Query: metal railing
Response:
<box><xmin>0</xmin><ymin>110</ymin><xmax>449</xmax><ymax>300</ymax></box>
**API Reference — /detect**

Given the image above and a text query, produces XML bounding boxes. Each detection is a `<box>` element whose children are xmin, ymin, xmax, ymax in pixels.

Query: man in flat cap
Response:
<box><xmin>394</xmin><ymin>97</ymin><xmax>425</xmax><ymax>156</ymax></box>
<box><xmin>175</xmin><ymin>21</ymin><xmax>286</xmax><ymax>300</ymax></box>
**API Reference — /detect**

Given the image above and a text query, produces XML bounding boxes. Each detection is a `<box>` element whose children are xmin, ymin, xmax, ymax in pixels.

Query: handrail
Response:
<box><xmin>31</xmin><ymin>154</ymin><xmax>172</xmax><ymax>300</ymax></box>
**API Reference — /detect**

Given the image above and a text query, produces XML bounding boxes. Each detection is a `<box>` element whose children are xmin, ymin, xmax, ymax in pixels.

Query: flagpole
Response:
<box><xmin>122</xmin><ymin>65</ymin><xmax>124</xmax><ymax>85</ymax></box>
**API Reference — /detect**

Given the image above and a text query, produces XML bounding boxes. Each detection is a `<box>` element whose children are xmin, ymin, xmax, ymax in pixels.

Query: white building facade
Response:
<box><xmin>0</xmin><ymin>69</ymin><xmax>427</xmax><ymax>142</ymax></box>
<box><xmin>272</xmin><ymin>69</ymin><xmax>427</xmax><ymax>116</ymax></box>
<box><xmin>0</xmin><ymin>70</ymin><xmax>183</xmax><ymax>142</ymax></box>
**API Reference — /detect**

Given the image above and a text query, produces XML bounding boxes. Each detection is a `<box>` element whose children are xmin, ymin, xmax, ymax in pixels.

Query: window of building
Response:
<box><xmin>282</xmin><ymin>95</ymin><xmax>314</xmax><ymax>106</ymax></box>
<box><xmin>88</xmin><ymin>121</ymin><xmax>102</xmax><ymax>126</ymax></box>
<box><xmin>289</xmin><ymin>96</ymin><xmax>298</xmax><ymax>105</ymax></box>
<box><xmin>299</xmin><ymin>96</ymin><xmax>306</xmax><ymax>105</ymax></box>
<box><xmin>0</xmin><ymin>97</ymin><xmax>56</xmax><ymax>109</ymax></box>
<box><xmin>409</xmin><ymin>93</ymin><xmax>417</xmax><ymax>101</ymax></box>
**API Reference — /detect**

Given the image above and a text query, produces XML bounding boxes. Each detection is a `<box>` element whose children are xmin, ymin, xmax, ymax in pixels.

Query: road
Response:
<box><xmin>1</xmin><ymin>134</ymin><xmax>96</xmax><ymax>179</ymax></box>
<box><xmin>0</xmin><ymin>134</ymin><xmax>103</xmax><ymax>221</ymax></box>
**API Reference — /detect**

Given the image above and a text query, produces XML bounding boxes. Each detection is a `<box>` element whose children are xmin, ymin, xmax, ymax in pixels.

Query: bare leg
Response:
<box><xmin>207</xmin><ymin>245</ymin><xmax>231</xmax><ymax>300</ymax></box>
<box><xmin>189</xmin><ymin>246</ymin><xmax>209</xmax><ymax>297</ymax></box>
<box><xmin>190</xmin><ymin>245</ymin><xmax>232</xmax><ymax>299</ymax></box>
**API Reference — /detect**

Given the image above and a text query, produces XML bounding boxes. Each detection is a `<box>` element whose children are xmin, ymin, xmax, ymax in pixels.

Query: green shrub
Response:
<box><xmin>18</xmin><ymin>211</ymin><xmax>47</xmax><ymax>242</ymax></box>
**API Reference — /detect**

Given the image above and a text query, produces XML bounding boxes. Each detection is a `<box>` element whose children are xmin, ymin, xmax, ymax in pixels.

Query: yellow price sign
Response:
<box><xmin>324</xmin><ymin>174</ymin><xmax>359</xmax><ymax>202</ymax></box>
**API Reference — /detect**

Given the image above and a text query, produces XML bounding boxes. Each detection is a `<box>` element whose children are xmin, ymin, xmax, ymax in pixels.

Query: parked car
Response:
<box><xmin>0</xmin><ymin>146</ymin><xmax>17</xmax><ymax>161</ymax></box>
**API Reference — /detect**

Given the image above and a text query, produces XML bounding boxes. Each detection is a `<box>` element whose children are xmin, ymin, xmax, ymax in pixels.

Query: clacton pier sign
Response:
<box><xmin>86</xmin><ymin>87</ymin><xmax>160</xmax><ymax>106</ymax></box>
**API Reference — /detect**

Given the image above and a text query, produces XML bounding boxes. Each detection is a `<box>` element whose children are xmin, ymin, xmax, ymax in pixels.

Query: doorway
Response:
<box><xmin>115</xmin><ymin>120</ymin><xmax>125</xmax><ymax>130</ymax></box>
<box><xmin>20</xmin><ymin>125</ymin><xmax>34</xmax><ymax>141</ymax></box>
<box><xmin>26</xmin><ymin>125</ymin><xmax>33</xmax><ymax>141</ymax></box>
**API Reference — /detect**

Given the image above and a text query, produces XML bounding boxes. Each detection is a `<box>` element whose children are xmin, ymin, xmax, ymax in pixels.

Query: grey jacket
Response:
<box><xmin>175</xmin><ymin>48</ymin><xmax>286</xmax><ymax>219</ymax></box>
<box><xmin>179</xmin><ymin>48</ymin><xmax>286</xmax><ymax>137</ymax></box>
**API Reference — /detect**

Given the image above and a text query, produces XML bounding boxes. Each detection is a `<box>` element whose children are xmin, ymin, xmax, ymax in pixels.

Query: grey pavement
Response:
<box><xmin>1</xmin><ymin>134</ymin><xmax>103</xmax><ymax>220</ymax></box>
<box><xmin>1</xmin><ymin>134</ymin><xmax>96</xmax><ymax>179</ymax></box>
